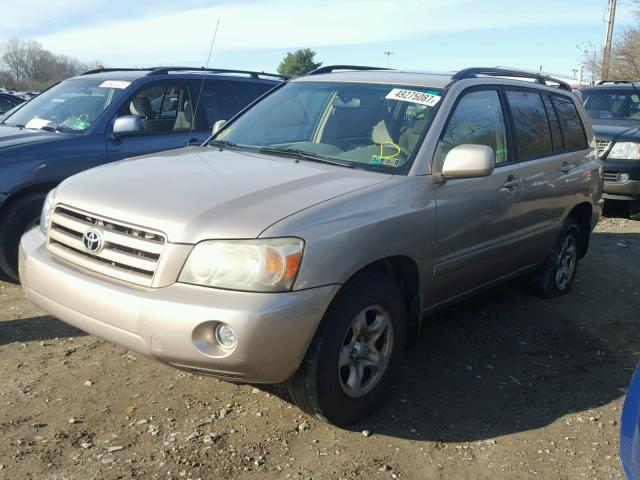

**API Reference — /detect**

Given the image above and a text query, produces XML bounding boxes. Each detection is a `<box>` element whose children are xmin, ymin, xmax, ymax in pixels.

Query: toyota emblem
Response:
<box><xmin>82</xmin><ymin>228</ymin><xmax>103</xmax><ymax>253</ymax></box>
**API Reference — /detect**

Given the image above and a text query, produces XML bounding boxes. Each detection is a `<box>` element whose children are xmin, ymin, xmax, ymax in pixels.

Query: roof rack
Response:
<box><xmin>81</xmin><ymin>66</ymin><xmax>287</xmax><ymax>80</ymax></box>
<box><xmin>451</xmin><ymin>67</ymin><xmax>572</xmax><ymax>92</ymax></box>
<box><xmin>305</xmin><ymin>65</ymin><xmax>391</xmax><ymax>76</ymax></box>
<box><xmin>81</xmin><ymin>67</ymin><xmax>150</xmax><ymax>76</ymax></box>
<box><xmin>596</xmin><ymin>80</ymin><xmax>638</xmax><ymax>85</ymax></box>
<box><xmin>147</xmin><ymin>66</ymin><xmax>287</xmax><ymax>80</ymax></box>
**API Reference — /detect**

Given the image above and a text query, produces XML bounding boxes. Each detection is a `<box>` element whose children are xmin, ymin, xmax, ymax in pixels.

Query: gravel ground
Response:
<box><xmin>0</xmin><ymin>216</ymin><xmax>639</xmax><ymax>480</ymax></box>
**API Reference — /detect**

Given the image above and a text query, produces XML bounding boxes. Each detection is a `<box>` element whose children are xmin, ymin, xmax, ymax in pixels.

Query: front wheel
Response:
<box><xmin>629</xmin><ymin>199</ymin><xmax>640</xmax><ymax>221</ymax></box>
<box><xmin>531</xmin><ymin>218</ymin><xmax>581</xmax><ymax>298</ymax></box>
<box><xmin>288</xmin><ymin>272</ymin><xmax>406</xmax><ymax>425</ymax></box>
<box><xmin>0</xmin><ymin>194</ymin><xmax>45</xmax><ymax>282</ymax></box>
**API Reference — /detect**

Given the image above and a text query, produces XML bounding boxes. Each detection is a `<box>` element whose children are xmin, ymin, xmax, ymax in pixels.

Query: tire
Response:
<box><xmin>629</xmin><ymin>199</ymin><xmax>640</xmax><ymax>221</ymax></box>
<box><xmin>531</xmin><ymin>218</ymin><xmax>581</xmax><ymax>298</ymax></box>
<box><xmin>0</xmin><ymin>194</ymin><xmax>45</xmax><ymax>282</ymax></box>
<box><xmin>288</xmin><ymin>272</ymin><xmax>407</xmax><ymax>426</ymax></box>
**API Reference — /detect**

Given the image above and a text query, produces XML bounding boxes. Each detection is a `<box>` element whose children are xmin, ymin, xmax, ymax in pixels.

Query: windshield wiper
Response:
<box><xmin>258</xmin><ymin>146</ymin><xmax>354</xmax><ymax>169</ymax></box>
<box><xmin>209</xmin><ymin>139</ymin><xmax>242</xmax><ymax>150</ymax></box>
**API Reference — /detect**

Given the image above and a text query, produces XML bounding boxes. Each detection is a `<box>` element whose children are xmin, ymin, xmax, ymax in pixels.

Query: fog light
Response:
<box><xmin>619</xmin><ymin>173</ymin><xmax>630</xmax><ymax>183</ymax></box>
<box><xmin>215</xmin><ymin>324</ymin><xmax>236</xmax><ymax>349</ymax></box>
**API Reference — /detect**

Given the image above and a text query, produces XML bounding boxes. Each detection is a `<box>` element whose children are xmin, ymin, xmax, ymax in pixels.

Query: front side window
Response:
<box><xmin>3</xmin><ymin>78</ymin><xmax>128</xmax><ymax>133</ymax></box>
<box><xmin>552</xmin><ymin>95</ymin><xmax>588</xmax><ymax>151</ymax></box>
<box><xmin>122</xmin><ymin>84</ymin><xmax>193</xmax><ymax>134</ymax></box>
<box><xmin>582</xmin><ymin>88</ymin><xmax>640</xmax><ymax>120</ymax></box>
<box><xmin>440</xmin><ymin>89</ymin><xmax>508</xmax><ymax>164</ymax></box>
<box><xmin>213</xmin><ymin>81</ymin><xmax>443</xmax><ymax>173</ymax></box>
<box><xmin>506</xmin><ymin>90</ymin><xmax>553</xmax><ymax>161</ymax></box>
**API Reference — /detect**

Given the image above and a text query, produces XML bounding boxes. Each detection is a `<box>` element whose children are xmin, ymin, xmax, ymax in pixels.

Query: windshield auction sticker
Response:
<box><xmin>99</xmin><ymin>80</ymin><xmax>131</xmax><ymax>89</ymax></box>
<box><xmin>385</xmin><ymin>88</ymin><xmax>441</xmax><ymax>107</ymax></box>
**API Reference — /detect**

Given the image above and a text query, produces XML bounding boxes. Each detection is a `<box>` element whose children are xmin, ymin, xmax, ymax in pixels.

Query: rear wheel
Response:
<box><xmin>0</xmin><ymin>194</ymin><xmax>45</xmax><ymax>282</ymax></box>
<box><xmin>531</xmin><ymin>218</ymin><xmax>581</xmax><ymax>298</ymax></box>
<box><xmin>629</xmin><ymin>199</ymin><xmax>640</xmax><ymax>221</ymax></box>
<box><xmin>288</xmin><ymin>272</ymin><xmax>406</xmax><ymax>425</ymax></box>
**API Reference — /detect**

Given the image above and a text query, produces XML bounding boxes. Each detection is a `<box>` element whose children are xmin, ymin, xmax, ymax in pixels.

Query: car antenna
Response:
<box><xmin>188</xmin><ymin>20</ymin><xmax>220</xmax><ymax>146</ymax></box>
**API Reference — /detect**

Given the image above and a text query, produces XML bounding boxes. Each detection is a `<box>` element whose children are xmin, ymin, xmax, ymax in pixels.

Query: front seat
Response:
<box><xmin>398</xmin><ymin>118</ymin><xmax>427</xmax><ymax>155</ymax></box>
<box><xmin>173</xmin><ymin>100</ymin><xmax>193</xmax><ymax>130</ymax></box>
<box><xmin>129</xmin><ymin>96</ymin><xmax>154</xmax><ymax>119</ymax></box>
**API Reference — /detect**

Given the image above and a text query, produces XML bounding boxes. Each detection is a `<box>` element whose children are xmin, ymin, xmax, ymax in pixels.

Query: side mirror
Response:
<box><xmin>112</xmin><ymin>115</ymin><xmax>144</xmax><ymax>138</ymax></box>
<box><xmin>212</xmin><ymin>119</ymin><xmax>227</xmax><ymax>136</ymax></box>
<box><xmin>442</xmin><ymin>144</ymin><xmax>495</xmax><ymax>179</ymax></box>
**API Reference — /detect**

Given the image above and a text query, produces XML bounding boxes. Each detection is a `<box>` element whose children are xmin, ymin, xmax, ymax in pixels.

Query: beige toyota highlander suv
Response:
<box><xmin>20</xmin><ymin>66</ymin><xmax>603</xmax><ymax>425</ymax></box>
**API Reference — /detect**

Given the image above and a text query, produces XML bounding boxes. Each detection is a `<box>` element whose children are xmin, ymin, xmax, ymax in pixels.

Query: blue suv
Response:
<box><xmin>0</xmin><ymin>67</ymin><xmax>283</xmax><ymax>280</ymax></box>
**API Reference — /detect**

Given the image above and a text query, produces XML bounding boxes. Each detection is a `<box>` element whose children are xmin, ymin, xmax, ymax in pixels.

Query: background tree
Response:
<box><xmin>0</xmin><ymin>38</ymin><xmax>96</xmax><ymax>91</ymax></box>
<box><xmin>277</xmin><ymin>48</ymin><xmax>322</xmax><ymax>78</ymax></box>
<box><xmin>582</xmin><ymin>4</ymin><xmax>640</xmax><ymax>82</ymax></box>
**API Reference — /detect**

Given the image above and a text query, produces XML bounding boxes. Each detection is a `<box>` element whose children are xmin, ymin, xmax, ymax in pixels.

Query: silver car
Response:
<box><xmin>19</xmin><ymin>66</ymin><xmax>603</xmax><ymax>425</ymax></box>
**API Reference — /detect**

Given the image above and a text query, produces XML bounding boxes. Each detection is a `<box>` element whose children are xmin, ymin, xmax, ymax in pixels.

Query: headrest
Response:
<box><xmin>130</xmin><ymin>96</ymin><xmax>153</xmax><ymax>118</ymax></box>
<box><xmin>372</xmin><ymin>119</ymin><xmax>393</xmax><ymax>144</ymax></box>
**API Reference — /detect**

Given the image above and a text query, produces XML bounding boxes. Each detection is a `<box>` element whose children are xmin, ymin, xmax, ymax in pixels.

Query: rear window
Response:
<box><xmin>506</xmin><ymin>90</ymin><xmax>553</xmax><ymax>161</ymax></box>
<box><xmin>552</xmin><ymin>95</ymin><xmax>587</xmax><ymax>151</ymax></box>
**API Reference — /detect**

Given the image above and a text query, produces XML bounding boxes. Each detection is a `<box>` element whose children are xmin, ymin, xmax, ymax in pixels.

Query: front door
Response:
<box><xmin>431</xmin><ymin>88</ymin><xmax>527</xmax><ymax>305</ymax></box>
<box><xmin>106</xmin><ymin>82</ymin><xmax>198</xmax><ymax>161</ymax></box>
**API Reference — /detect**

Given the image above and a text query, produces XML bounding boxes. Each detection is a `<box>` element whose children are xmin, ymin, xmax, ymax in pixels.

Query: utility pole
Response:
<box><xmin>602</xmin><ymin>0</ymin><xmax>617</xmax><ymax>80</ymax></box>
<box><xmin>383</xmin><ymin>51</ymin><xmax>393</xmax><ymax>68</ymax></box>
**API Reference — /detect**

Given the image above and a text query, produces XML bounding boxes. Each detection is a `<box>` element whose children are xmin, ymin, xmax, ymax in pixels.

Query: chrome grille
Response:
<box><xmin>596</xmin><ymin>139</ymin><xmax>611</xmax><ymax>157</ymax></box>
<box><xmin>47</xmin><ymin>206</ymin><xmax>166</xmax><ymax>287</ymax></box>
<box><xmin>604</xmin><ymin>172</ymin><xmax>626</xmax><ymax>183</ymax></box>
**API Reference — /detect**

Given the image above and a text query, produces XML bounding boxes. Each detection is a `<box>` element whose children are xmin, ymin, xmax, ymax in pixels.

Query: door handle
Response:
<box><xmin>187</xmin><ymin>138</ymin><xmax>200</xmax><ymax>145</ymax></box>
<box><xmin>561</xmin><ymin>163</ymin><xmax>573</xmax><ymax>174</ymax></box>
<box><xmin>503</xmin><ymin>177</ymin><xmax>522</xmax><ymax>190</ymax></box>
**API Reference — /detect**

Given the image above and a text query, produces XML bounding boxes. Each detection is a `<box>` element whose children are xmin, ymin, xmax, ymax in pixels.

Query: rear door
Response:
<box><xmin>432</xmin><ymin>88</ymin><xmax>528</xmax><ymax>304</ymax></box>
<box><xmin>106</xmin><ymin>82</ymin><xmax>196</xmax><ymax>161</ymax></box>
<box><xmin>503</xmin><ymin>89</ymin><xmax>589</xmax><ymax>264</ymax></box>
<box><xmin>196</xmin><ymin>79</ymin><xmax>273</xmax><ymax>132</ymax></box>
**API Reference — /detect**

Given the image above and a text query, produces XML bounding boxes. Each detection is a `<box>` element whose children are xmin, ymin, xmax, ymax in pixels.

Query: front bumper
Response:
<box><xmin>603</xmin><ymin>179</ymin><xmax>640</xmax><ymax>200</ymax></box>
<box><xmin>19</xmin><ymin>228</ymin><xmax>339</xmax><ymax>383</ymax></box>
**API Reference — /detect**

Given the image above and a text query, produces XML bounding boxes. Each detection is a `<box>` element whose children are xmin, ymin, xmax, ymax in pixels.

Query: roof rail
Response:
<box><xmin>81</xmin><ymin>66</ymin><xmax>287</xmax><ymax>80</ymax></box>
<box><xmin>305</xmin><ymin>65</ymin><xmax>391</xmax><ymax>76</ymax></box>
<box><xmin>147</xmin><ymin>66</ymin><xmax>287</xmax><ymax>80</ymax></box>
<box><xmin>451</xmin><ymin>67</ymin><xmax>572</xmax><ymax>92</ymax></box>
<box><xmin>81</xmin><ymin>67</ymin><xmax>149</xmax><ymax>76</ymax></box>
<box><xmin>596</xmin><ymin>80</ymin><xmax>637</xmax><ymax>85</ymax></box>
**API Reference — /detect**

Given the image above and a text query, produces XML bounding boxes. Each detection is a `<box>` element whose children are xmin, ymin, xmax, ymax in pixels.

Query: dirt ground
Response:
<box><xmin>1</xmin><ymin>214</ymin><xmax>639</xmax><ymax>480</ymax></box>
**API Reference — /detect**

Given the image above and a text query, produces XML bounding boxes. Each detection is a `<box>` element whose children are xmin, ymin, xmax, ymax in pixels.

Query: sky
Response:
<box><xmin>1</xmin><ymin>0</ymin><xmax>637</xmax><ymax>77</ymax></box>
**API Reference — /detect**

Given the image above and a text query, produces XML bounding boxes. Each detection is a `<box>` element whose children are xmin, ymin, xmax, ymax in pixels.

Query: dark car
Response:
<box><xmin>0</xmin><ymin>67</ymin><xmax>284</xmax><ymax>281</ymax></box>
<box><xmin>622</xmin><ymin>364</ymin><xmax>640</xmax><ymax>479</ymax></box>
<box><xmin>580</xmin><ymin>81</ymin><xmax>640</xmax><ymax>220</ymax></box>
<box><xmin>0</xmin><ymin>92</ymin><xmax>24</xmax><ymax>116</ymax></box>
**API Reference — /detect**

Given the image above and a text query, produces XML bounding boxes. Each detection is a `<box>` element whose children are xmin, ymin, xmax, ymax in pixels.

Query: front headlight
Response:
<box><xmin>608</xmin><ymin>142</ymin><xmax>640</xmax><ymax>160</ymax></box>
<box><xmin>39</xmin><ymin>188</ymin><xmax>57</xmax><ymax>235</ymax></box>
<box><xmin>179</xmin><ymin>238</ymin><xmax>304</xmax><ymax>292</ymax></box>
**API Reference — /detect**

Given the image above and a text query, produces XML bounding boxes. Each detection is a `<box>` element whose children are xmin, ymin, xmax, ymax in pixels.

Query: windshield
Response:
<box><xmin>2</xmin><ymin>78</ymin><xmax>129</xmax><ymax>133</ymax></box>
<box><xmin>582</xmin><ymin>88</ymin><xmax>640</xmax><ymax>121</ymax></box>
<box><xmin>212</xmin><ymin>81</ymin><xmax>443</xmax><ymax>172</ymax></box>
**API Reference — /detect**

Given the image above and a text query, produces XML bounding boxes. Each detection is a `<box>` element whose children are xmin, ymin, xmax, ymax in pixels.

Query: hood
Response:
<box><xmin>591</xmin><ymin>121</ymin><xmax>640</xmax><ymax>142</ymax></box>
<box><xmin>0</xmin><ymin>124</ymin><xmax>61</xmax><ymax>151</ymax></box>
<box><xmin>56</xmin><ymin>147</ymin><xmax>392</xmax><ymax>243</ymax></box>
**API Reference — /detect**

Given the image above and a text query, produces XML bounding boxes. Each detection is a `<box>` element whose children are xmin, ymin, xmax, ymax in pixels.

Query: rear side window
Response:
<box><xmin>505</xmin><ymin>90</ymin><xmax>553</xmax><ymax>161</ymax></box>
<box><xmin>552</xmin><ymin>96</ymin><xmax>587</xmax><ymax>151</ymax></box>
<box><xmin>200</xmin><ymin>80</ymin><xmax>255</xmax><ymax>128</ymax></box>
<box><xmin>440</xmin><ymin>89</ymin><xmax>509</xmax><ymax>164</ymax></box>
<box><xmin>542</xmin><ymin>95</ymin><xmax>563</xmax><ymax>153</ymax></box>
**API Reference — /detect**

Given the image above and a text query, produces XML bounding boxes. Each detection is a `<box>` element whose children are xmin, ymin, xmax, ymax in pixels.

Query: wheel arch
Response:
<box><xmin>567</xmin><ymin>202</ymin><xmax>593</xmax><ymax>258</ymax></box>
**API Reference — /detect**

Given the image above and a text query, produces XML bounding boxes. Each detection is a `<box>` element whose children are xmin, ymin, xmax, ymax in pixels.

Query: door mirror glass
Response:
<box><xmin>442</xmin><ymin>144</ymin><xmax>495</xmax><ymax>179</ymax></box>
<box><xmin>212</xmin><ymin>119</ymin><xmax>227</xmax><ymax>136</ymax></box>
<box><xmin>113</xmin><ymin>115</ymin><xmax>144</xmax><ymax>137</ymax></box>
